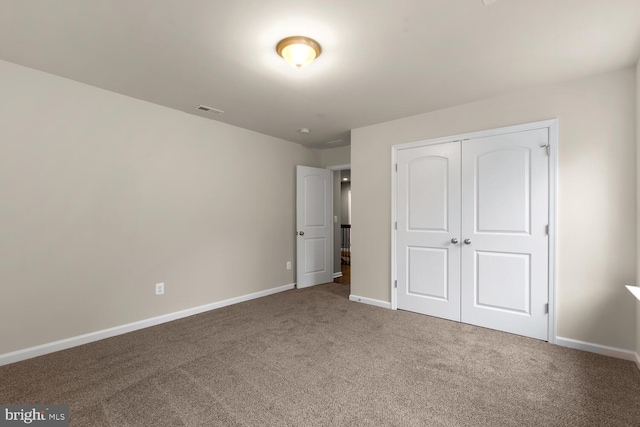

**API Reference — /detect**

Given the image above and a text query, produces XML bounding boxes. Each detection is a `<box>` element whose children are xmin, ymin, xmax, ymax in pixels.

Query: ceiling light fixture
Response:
<box><xmin>276</xmin><ymin>36</ymin><xmax>322</xmax><ymax>69</ymax></box>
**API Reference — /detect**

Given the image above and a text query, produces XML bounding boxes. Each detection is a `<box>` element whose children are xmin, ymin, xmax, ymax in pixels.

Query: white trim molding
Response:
<box><xmin>349</xmin><ymin>294</ymin><xmax>391</xmax><ymax>309</ymax></box>
<box><xmin>556</xmin><ymin>337</ymin><xmax>639</xmax><ymax>364</ymax></box>
<box><xmin>333</xmin><ymin>272</ymin><xmax>343</xmax><ymax>279</ymax></box>
<box><xmin>0</xmin><ymin>283</ymin><xmax>295</xmax><ymax>367</ymax></box>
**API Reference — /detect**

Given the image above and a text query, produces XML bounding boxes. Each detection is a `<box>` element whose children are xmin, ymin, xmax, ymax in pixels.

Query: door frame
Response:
<box><xmin>391</xmin><ymin>119</ymin><xmax>558</xmax><ymax>343</ymax></box>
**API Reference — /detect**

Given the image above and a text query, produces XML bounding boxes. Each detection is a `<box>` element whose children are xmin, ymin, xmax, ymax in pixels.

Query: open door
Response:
<box><xmin>296</xmin><ymin>165</ymin><xmax>333</xmax><ymax>288</ymax></box>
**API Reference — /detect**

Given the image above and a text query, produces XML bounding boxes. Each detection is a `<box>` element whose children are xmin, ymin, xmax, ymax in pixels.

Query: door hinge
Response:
<box><xmin>545</xmin><ymin>224</ymin><xmax>549</xmax><ymax>235</ymax></box>
<box><xmin>395</xmin><ymin>221</ymin><xmax>397</xmax><ymax>230</ymax></box>
<box><xmin>540</xmin><ymin>144</ymin><xmax>550</xmax><ymax>156</ymax></box>
<box><xmin>394</xmin><ymin>280</ymin><xmax>398</xmax><ymax>289</ymax></box>
<box><xmin>395</xmin><ymin>163</ymin><xmax>398</xmax><ymax>172</ymax></box>
<box><xmin>545</xmin><ymin>303</ymin><xmax>549</xmax><ymax>314</ymax></box>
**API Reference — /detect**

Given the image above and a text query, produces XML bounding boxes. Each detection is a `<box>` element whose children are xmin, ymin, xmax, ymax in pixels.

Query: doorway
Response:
<box><xmin>328</xmin><ymin>165</ymin><xmax>351</xmax><ymax>286</ymax></box>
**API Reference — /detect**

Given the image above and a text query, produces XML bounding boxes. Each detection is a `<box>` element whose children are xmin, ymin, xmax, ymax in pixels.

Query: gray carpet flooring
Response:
<box><xmin>1</xmin><ymin>282</ymin><xmax>640</xmax><ymax>426</ymax></box>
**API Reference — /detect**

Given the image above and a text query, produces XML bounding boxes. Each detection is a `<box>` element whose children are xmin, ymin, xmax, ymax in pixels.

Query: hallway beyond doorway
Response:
<box><xmin>335</xmin><ymin>263</ymin><xmax>350</xmax><ymax>285</ymax></box>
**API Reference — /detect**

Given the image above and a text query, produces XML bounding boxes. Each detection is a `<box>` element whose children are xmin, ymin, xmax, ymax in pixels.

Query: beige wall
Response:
<box><xmin>0</xmin><ymin>60</ymin><xmax>319</xmax><ymax>355</ymax></box>
<box><xmin>320</xmin><ymin>146</ymin><xmax>351</xmax><ymax>168</ymax></box>
<box><xmin>637</xmin><ymin>59</ymin><xmax>640</xmax><ymax>357</ymax></box>
<box><xmin>352</xmin><ymin>66</ymin><xmax>637</xmax><ymax>351</ymax></box>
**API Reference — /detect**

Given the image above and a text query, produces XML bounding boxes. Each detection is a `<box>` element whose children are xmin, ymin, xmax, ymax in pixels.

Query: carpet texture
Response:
<box><xmin>1</xmin><ymin>282</ymin><xmax>639</xmax><ymax>426</ymax></box>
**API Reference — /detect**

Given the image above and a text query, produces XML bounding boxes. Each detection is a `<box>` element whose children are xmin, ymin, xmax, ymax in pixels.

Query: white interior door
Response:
<box><xmin>296</xmin><ymin>165</ymin><xmax>333</xmax><ymax>288</ymax></box>
<box><xmin>460</xmin><ymin>129</ymin><xmax>549</xmax><ymax>340</ymax></box>
<box><xmin>396</xmin><ymin>141</ymin><xmax>461</xmax><ymax>321</ymax></box>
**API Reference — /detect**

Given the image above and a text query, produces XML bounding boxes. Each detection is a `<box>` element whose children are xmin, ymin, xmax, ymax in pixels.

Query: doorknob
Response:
<box><xmin>464</xmin><ymin>238</ymin><xmax>471</xmax><ymax>245</ymax></box>
<box><xmin>298</xmin><ymin>231</ymin><xmax>305</xmax><ymax>236</ymax></box>
<box><xmin>451</xmin><ymin>238</ymin><xmax>459</xmax><ymax>244</ymax></box>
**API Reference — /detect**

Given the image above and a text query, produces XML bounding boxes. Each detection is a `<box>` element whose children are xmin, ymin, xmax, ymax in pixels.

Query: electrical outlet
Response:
<box><xmin>155</xmin><ymin>282</ymin><xmax>164</xmax><ymax>295</ymax></box>
<box><xmin>286</xmin><ymin>261</ymin><xmax>292</xmax><ymax>270</ymax></box>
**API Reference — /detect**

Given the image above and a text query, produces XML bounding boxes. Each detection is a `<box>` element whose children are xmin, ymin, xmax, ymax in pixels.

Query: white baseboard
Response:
<box><xmin>349</xmin><ymin>294</ymin><xmax>391</xmax><ymax>309</ymax></box>
<box><xmin>0</xmin><ymin>283</ymin><xmax>295</xmax><ymax>367</ymax></box>
<box><xmin>333</xmin><ymin>272</ymin><xmax>343</xmax><ymax>279</ymax></box>
<box><xmin>555</xmin><ymin>336</ymin><xmax>638</xmax><ymax>365</ymax></box>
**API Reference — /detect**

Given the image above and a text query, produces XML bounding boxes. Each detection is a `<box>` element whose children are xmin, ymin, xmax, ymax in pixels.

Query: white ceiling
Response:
<box><xmin>0</xmin><ymin>0</ymin><xmax>638</xmax><ymax>149</ymax></box>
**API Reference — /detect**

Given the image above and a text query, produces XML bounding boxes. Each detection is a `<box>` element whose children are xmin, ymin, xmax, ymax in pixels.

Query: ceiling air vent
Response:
<box><xmin>196</xmin><ymin>105</ymin><xmax>224</xmax><ymax>114</ymax></box>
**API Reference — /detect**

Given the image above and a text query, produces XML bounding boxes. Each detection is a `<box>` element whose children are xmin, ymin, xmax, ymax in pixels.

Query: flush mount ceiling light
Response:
<box><xmin>276</xmin><ymin>36</ymin><xmax>322</xmax><ymax>69</ymax></box>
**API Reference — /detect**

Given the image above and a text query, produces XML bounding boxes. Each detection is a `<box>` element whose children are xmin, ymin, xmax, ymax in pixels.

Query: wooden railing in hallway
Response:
<box><xmin>341</xmin><ymin>224</ymin><xmax>351</xmax><ymax>265</ymax></box>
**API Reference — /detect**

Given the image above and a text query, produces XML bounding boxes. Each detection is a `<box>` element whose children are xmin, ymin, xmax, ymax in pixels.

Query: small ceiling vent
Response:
<box><xmin>196</xmin><ymin>105</ymin><xmax>224</xmax><ymax>114</ymax></box>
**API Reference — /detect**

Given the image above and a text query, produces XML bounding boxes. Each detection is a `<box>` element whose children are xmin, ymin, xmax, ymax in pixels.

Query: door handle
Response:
<box><xmin>464</xmin><ymin>238</ymin><xmax>471</xmax><ymax>245</ymax></box>
<box><xmin>298</xmin><ymin>231</ymin><xmax>305</xmax><ymax>236</ymax></box>
<box><xmin>451</xmin><ymin>238</ymin><xmax>459</xmax><ymax>244</ymax></box>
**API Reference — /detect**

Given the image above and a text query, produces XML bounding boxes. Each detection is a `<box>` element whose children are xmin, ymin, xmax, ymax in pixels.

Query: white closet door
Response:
<box><xmin>396</xmin><ymin>141</ymin><xmax>461</xmax><ymax>321</ymax></box>
<box><xmin>460</xmin><ymin>129</ymin><xmax>549</xmax><ymax>340</ymax></box>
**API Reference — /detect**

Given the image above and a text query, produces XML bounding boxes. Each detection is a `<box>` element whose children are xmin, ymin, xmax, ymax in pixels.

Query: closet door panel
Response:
<box><xmin>396</xmin><ymin>141</ymin><xmax>461</xmax><ymax>321</ymax></box>
<box><xmin>461</xmin><ymin>129</ymin><xmax>549</xmax><ymax>340</ymax></box>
